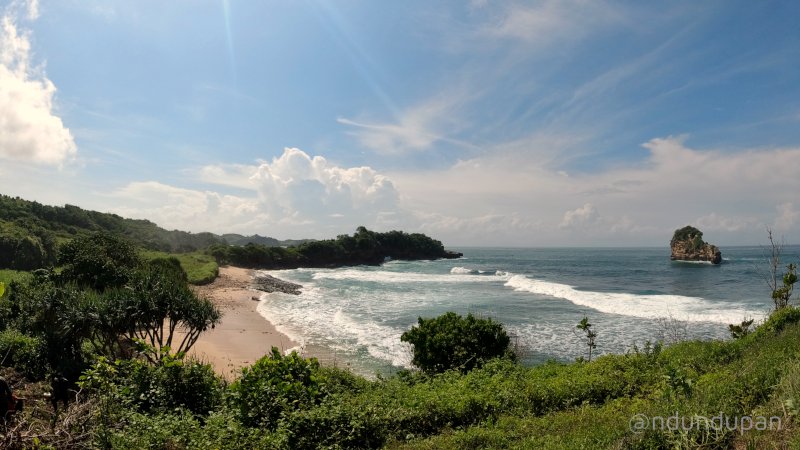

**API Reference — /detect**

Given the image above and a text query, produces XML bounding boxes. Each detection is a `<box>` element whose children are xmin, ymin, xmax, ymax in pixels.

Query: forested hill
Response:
<box><xmin>0</xmin><ymin>195</ymin><xmax>299</xmax><ymax>268</ymax></box>
<box><xmin>0</xmin><ymin>195</ymin><xmax>460</xmax><ymax>272</ymax></box>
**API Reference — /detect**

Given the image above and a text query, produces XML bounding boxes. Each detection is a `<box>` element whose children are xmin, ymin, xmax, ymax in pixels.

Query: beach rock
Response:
<box><xmin>670</xmin><ymin>225</ymin><xmax>722</xmax><ymax>264</ymax></box>
<box><xmin>251</xmin><ymin>274</ymin><xmax>302</xmax><ymax>295</ymax></box>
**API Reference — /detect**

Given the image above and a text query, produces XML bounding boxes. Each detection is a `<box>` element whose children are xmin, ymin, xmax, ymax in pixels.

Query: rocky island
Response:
<box><xmin>670</xmin><ymin>225</ymin><xmax>722</xmax><ymax>264</ymax></box>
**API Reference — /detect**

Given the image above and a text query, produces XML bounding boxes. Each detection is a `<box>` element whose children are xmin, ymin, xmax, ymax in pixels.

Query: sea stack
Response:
<box><xmin>670</xmin><ymin>225</ymin><xmax>722</xmax><ymax>264</ymax></box>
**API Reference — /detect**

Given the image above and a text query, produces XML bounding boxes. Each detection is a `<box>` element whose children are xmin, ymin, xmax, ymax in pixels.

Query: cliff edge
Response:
<box><xmin>670</xmin><ymin>225</ymin><xmax>722</xmax><ymax>264</ymax></box>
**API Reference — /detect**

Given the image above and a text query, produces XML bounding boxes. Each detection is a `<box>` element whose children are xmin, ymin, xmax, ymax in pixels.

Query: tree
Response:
<box><xmin>764</xmin><ymin>228</ymin><xmax>797</xmax><ymax>310</ymax></box>
<box><xmin>772</xmin><ymin>263</ymin><xmax>798</xmax><ymax>310</ymax></box>
<box><xmin>101</xmin><ymin>260</ymin><xmax>222</xmax><ymax>362</ymax></box>
<box><xmin>670</xmin><ymin>225</ymin><xmax>707</xmax><ymax>251</ymax></box>
<box><xmin>57</xmin><ymin>232</ymin><xmax>141</xmax><ymax>291</ymax></box>
<box><xmin>400</xmin><ymin>312</ymin><xmax>515</xmax><ymax>375</ymax></box>
<box><xmin>575</xmin><ymin>316</ymin><xmax>598</xmax><ymax>361</ymax></box>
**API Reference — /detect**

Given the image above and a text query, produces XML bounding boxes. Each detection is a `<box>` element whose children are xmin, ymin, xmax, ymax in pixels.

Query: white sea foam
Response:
<box><xmin>256</xmin><ymin>285</ymin><xmax>417</xmax><ymax>371</ymax></box>
<box><xmin>450</xmin><ymin>266</ymin><xmax>475</xmax><ymax>274</ymax></box>
<box><xmin>504</xmin><ymin>275</ymin><xmax>764</xmax><ymax>324</ymax></box>
<box><xmin>312</xmin><ymin>269</ymin><xmax>509</xmax><ymax>283</ymax></box>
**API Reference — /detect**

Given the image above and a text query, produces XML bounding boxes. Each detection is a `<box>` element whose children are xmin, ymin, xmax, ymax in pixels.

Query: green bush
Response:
<box><xmin>127</xmin><ymin>353</ymin><xmax>224</xmax><ymax>416</ymax></box>
<box><xmin>401</xmin><ymin>312</ymin><xmax>515</xmax><ymax>374</ymax></box>
<box><xmin>0</xmin><ymin>328</ymin><xmax>47</xmax><ymax>379</ymax></box>
<box><xmin>755</xmin><ymin>305</ymin><xmax>800</xmax><ymax>336</ymax></box>
<box><xmin>82</xmin><ymin>351</ymin><xmax>224</xmax><ymax>417</ymax></box>
<box><xmin>103</xmin><ymin>410</ymin><xmax>286</xmax><ymax>450</ymax></box>
<box><xmin>229</xmin><ymin>348</ymin><xmax>324</xmax><ymax>428</ymax></box>
<box><xmin>58</xmin><ymin>232</ymin><xmax>141</xmax><ymax>291</ymax></box>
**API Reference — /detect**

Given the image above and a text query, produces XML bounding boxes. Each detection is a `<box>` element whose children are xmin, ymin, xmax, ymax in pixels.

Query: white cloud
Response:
<box><xmin>695</xmin><ymin>213</ymin><xmax>759</xmax><ymax>233</ymax></box>
<box><xmin>390</xmin><ymin>136</ymin><xmax>800</xmax><ymax>245</ymax></box>
<box><xmin>560</xmin><ymin>203</ymin><xmax>599</xmax><ymax>229</ymax></box>
<box><xmin>479</xmin><ymin>0</ymin><xmax>626</xmax><ymax>46</ymax></box>
<box><xmin>109</xmin><ymin>181</ymin><xmax>262</xmax><ymax>234</ymax></box>
<box><xmin>338</xmin><ymin>94</ymin><xmax>474</xmax><ymax>154</ymax></box>
<box><xmin>249</xmin><ymin>148</ymin><xmax>400</xmax><ymax>225</ymax></box>
<box><xmin>774</xmin><ymin>203</ymin><xmax>799</xmax><ymax>232</ymax></box>
<box><xmin>111</xmin><ymin>148</ymin><xmax>405</xmax><ymax>238</ymax></box>
<box><xmin>0</xmin><ymin>1</ymin><xmax>76</xmax><ymax>165</ymax></box>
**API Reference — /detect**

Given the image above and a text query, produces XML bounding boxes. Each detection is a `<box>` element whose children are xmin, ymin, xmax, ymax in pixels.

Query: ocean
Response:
<box><xmin>256</xmin><ymin>246</ymin><xmax>800</xmax><ymax>376</ymax></box>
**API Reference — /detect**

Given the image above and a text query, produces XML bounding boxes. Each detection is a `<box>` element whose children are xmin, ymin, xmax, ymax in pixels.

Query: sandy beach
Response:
<box><xmin>187</xmin><ymin>266</ymin><xmax>297</xmax><ymax>379</ymax></box>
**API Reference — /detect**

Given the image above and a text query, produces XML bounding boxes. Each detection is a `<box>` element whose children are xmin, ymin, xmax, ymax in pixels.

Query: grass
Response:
<box><xmin>139</xmin><ymin>250</ymin><xmax>219</xmax><ymax>285</ymax></box>
<box><xmin>0</xmin><ymin>270</ymin><xmax>32</xmax><ymax>297</ymax></box>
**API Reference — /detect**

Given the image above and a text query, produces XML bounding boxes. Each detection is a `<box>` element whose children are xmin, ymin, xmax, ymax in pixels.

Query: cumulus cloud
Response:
<box><xmin>101</xmin><ymin>139</ymin><xmax>800</xmax><ymax>246</ymax></box>
<box><xmin>249</xmin><ymin>148</ymin><xmax>400</xmax><ymax>224</ymax></box>
<box><xmin>109</xmin><ymin>181</ymin><xmax>262</xmax><ymax>233</ymax></box>
<box><xmin>110</xmin><ymin>148</ymin><xmax>404</xmax><ymax>237</ymax></box>
<box><xmin>559</xmin><ymin>203</ymin><xmax>600</xmax><ymax>229</ymax></box>
<box><xmin>0</xmin><ymin>1</ymin><xmax>76</xmax><ymax>165</ymax></box>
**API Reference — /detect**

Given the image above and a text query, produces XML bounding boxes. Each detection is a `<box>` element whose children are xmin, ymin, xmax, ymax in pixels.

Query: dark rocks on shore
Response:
<box><xmin>670</xmin><ymin>225</ymin><xmax>722</xmax><ymax>264</ymax></box>
<box><xmin>251</xmin><ymin>274</ymin><xmax>302</xmax><ymax>295</ymax></box>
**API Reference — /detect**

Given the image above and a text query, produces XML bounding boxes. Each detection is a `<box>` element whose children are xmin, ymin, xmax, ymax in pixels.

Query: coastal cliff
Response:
<box><xmin>670</xmin><ymin>225</ymin><xmax>722</xmax><ymax>264</ymax></box>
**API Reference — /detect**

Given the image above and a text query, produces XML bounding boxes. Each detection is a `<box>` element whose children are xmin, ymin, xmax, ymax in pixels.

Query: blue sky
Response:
<box><xmin>1</xmin><ymin>0</ymin><xmax>799</xmax><ymax>246</ymax></box>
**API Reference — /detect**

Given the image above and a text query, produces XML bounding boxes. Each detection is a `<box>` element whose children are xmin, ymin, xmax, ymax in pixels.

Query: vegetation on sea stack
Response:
<box><xmin>670</xmin><ymin>225</ymin><xmax>722</xmax><ymax>264</ymax></box>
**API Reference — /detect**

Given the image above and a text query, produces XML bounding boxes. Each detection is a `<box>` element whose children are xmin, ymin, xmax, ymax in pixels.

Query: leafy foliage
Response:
<box><xmin>81</xmin><ymin>350</ymin><xmax>223</xmax><ymax>416</ymax></box>
<box><xmin>100</xmin><ymin>259</ymin><xmax>222</xmax><ymax>361</ymax></box>
<box><xmin>0</xmin><ymin>220</ymin><xmax>56</xmax><ymax>270</ymax></box>
<box><xmin>0</xmin><ymin>328</ymin><xmax>47</xmax><ymax>379</ymax></box>
<box><xmin>576</xmin><ymin>315</ymin><xmax>598</xmax><ymax>361</ymax></box>
<box><xmin>0</xmin><ymin>194</ymin><xmax>220</xmax><ymax>253</ymax></box>
<box><xmin>772</xmin><ymin>263</ymin><xmax>797</xmax><ymax>309</ymax></box>
<box><xmin>728</xmin><ymin>318</ymin><xmax>755</xmax><ymax>339</ymax></box>
<box><xmin>57</xmin><ymin>232</ymin><xmax>142</xmax><ymax>291</ymax></box>
<box><xmin>401</xmin><ymin>312</ymin><xmax>515</xmax><ymax>374</ymax></box>
<box><xmin>229</xmin><ymin>348</ymin><xmax>324</xmax><ymax>428</ymax></box>
<box><xmin>670</xmin><ymin>225</ymin><xmax>705</xmax><ymax>248</ymax></box>
<box><xmin>210</xmin><ymin>226</ymin><xmax>460</xmax><ymax>269</ymax></box>
<box><xmin>4</xmin><ymin>277</ymin><xmax>93</xmax><ymax>377</ymax></box>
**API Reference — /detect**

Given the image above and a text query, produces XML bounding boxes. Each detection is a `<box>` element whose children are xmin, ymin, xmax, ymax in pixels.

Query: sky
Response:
<box><xmin>1</xmin><ymin>0</ymin><xmax>799</xmax><ymax>247</ymax></box>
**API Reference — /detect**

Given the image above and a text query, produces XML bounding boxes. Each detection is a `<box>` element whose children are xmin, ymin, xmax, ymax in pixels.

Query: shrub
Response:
<box><xmin>81</xmin><ymin>351</ymin><xmax>224</xmax><ymax>417</ymax></box>
<box><xmin>229</xmin><ymin>348</ymin><xmax>324</xmax><ymax>428</ymax></box>
<box><xmin>127</xmin><ymin>352</ymin><xmax>223</xmax><ymax>416</ymax></box>
<box><xmin>756</xmin><ymin>306</ymin><xmax>800</xmax><ymax>336</ymax></box>
<box><xmin>57</xmin><ymin>232</ymin><xmax>141</xmax><ymax>291</ymax></box>
<box><xmin>0</xmin><ymin>328</ymin><xmax>47</xmax><ymax>379</ymax></box>
<box><xmin>401</xmin><ymin>312</ymin><xmax>515</xmax><ymax>374</ymax></box>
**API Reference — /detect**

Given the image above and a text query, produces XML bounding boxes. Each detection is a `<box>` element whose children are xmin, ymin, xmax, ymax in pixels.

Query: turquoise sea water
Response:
<box><xmin>256</xmin><ymin>246</ymin><xmax>800</xmax><ymax>376</ymax></box>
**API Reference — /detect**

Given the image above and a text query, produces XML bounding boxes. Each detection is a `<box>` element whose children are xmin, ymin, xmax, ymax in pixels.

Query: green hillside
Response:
<box><xmin>0</xmin><ymin>195</ymin><xmax>303</xmax><ymax>272</ymax></box>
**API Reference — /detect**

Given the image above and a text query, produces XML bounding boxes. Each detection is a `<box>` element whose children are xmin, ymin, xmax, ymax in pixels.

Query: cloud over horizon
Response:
<box><xmin>108</xmin><ymin>148</ymin><xmax>405</xmax><ymax>238</ymax></box>
<box><xmin>91</xmin><ymin>136</ymin><xmax>800</xmax><ymax>247</ymax></box>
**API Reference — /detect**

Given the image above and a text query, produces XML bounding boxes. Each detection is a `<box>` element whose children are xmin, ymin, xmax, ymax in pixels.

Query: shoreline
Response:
<box><xmin>186</xmin><ymin>266</ymin><xmax>298</xmax><ymax>380</ymax></box>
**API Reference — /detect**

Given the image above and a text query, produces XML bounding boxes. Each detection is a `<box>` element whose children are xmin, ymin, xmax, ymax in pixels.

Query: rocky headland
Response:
<box><xmin>670</xmin><ymin>225</ymin><xmax>722</xmax><ymax>264</ymax></box>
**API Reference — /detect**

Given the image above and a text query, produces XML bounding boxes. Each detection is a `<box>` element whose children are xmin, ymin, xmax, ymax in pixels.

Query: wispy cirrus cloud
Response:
<box><xmin>477</xmin><ymin>0</ymin><xmax>627</xmax><ymax>46</ymax></box>
<box><xmin>337</xmin><ymin>92</ymin><xmax>477</xmax><ymax>155</ymax></box>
